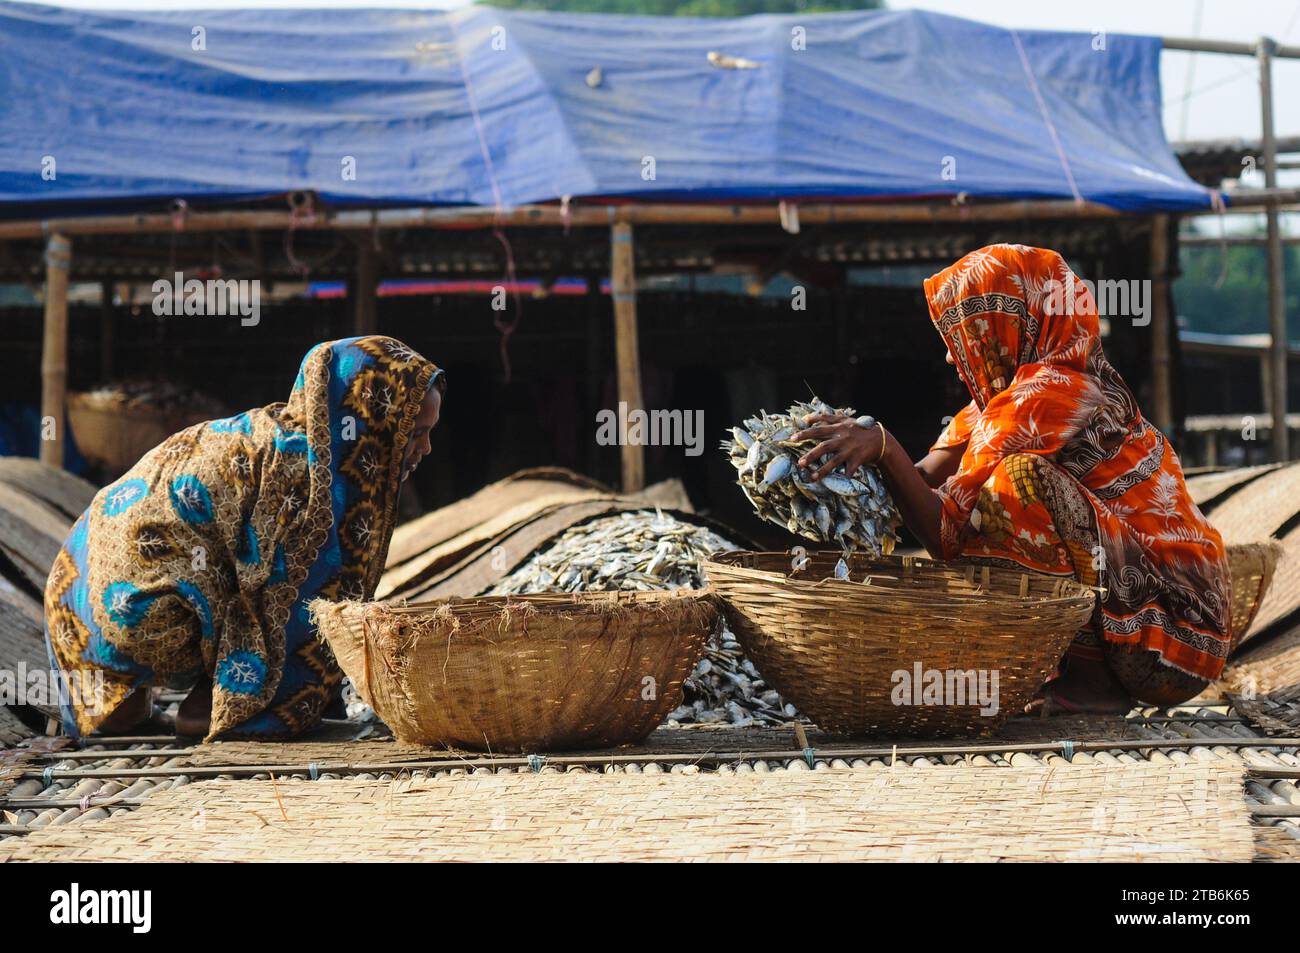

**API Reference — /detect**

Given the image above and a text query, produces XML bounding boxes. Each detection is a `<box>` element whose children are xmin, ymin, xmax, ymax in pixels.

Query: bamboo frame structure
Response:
<box><xmin>1258</xmin><ymin>38</ymin><xmax>1290</xmax><ymax>462</ymax></box>
<box><xmin>609</xmin><ymin>222</ymin><xmax>645</xmax><ymax>492</ymax></box>
<box><xmin>1149</xmin><ymin>215</ymin><xmax>1174</xmax><ymax>434</ymax></box>
<box><xmin>12</xmin><ymin>32</ymin><xmax>1299</xmax><ymax>474</ymax></box>
<box><xmin>38</xmin><ymin>234</ymin><xmax>71</xmax><ymax>468</ymax></box>
<box><xmin>18</xmin><ymin>735</ymin><xmax>1300</xmax><ymax>781</ymax></box>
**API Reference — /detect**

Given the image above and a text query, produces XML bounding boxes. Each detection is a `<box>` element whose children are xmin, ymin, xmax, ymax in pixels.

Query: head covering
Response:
<box><xmin>923</xmin><ymin>245</ymin><xmax>1231</xmax><ymax>680</ymax></box>
<box><xmin>46</xmin><ymin>336</ymin><xmax>442</xmax><ymax>740</ymax></box>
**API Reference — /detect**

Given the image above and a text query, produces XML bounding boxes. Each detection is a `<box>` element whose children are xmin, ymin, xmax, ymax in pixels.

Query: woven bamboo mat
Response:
<box><xmin>0</xmin><ymin>484</ymin><xmax>67</xmax><ymax>592</ymax></box>
<box><xmin>386</xmin><ymin>468</ymin><xmax>611</xmax><ymax>568</ymax></box>
<box><xmin>1216</xmin><ymin>622</ymin><xmax>1300</xmax><ymax>697</ymax></box>
<box><xmin>1232</xmin><ymin>683</ymin><xmax>1300</xmax><ymax>735</ymax></box>
<box><xmin>0</xmin><ymin>458</ymin><xmax>97</xmax><ymax>521</ymax></box>
<box><xmin>1207</xmin><ymin>462</ymin><xmax>1300</xmax><ymax>545</ymax></box>
<box><xmin>176</xmin><ymin>716</ymin><xmax>1147</xmax><ymax>768</ymax></box>
<box><xmin>404</xmin><ymin>500</ymin><xmax>642</xmax><ymax>600</ymax></box>
<box><xmin>0</xmin><ymin>593</ymin><xmax>43</xmax><ymax>669</ymax></box>
<box><xmin>1240</xmin><ymin>528</ymin><xmax>1300</xmax><ymax>639</ymax></box>
<box><xmin>0</xmin><ymin>762</ymin><xmax>1255</xmax><ymax>862</ymax></box>
<box><xmin>1254</xmin><ymin>825</ymin><xmax>1300</xmax><ymax>862</ymax></box>
<box><xmin>1187</xmin><ymin>464</ymin><xmax>1283</xmax><ymax>510</ymax></box>
<box><xmin>0</xmin><ymin>706</ymin><xmax>35</xmax><ymax>748</ymax></box>
<box><xmin>379</xmin><ymin>493</ymin><xmax>616</xmax><ymax>598</ymax></box>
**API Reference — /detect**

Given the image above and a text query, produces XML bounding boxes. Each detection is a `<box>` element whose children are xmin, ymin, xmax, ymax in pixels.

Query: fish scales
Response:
<box><xmin>723</xmin><ymin>396</ymin><xmax>902</xmax><ymax>564</ymax></box>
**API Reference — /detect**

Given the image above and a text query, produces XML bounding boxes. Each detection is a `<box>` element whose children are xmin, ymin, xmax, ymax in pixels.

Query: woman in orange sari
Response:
<box><xmin>793</xmin><ymin>244</ymin><xmax>1231</xmax><ymax>713</ymax></box>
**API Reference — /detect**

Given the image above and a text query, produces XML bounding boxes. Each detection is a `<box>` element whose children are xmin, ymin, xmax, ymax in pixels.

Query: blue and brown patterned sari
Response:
<box><xmin>44</xmin><ymin>336</ymin><xmax>442</xmax><ymax>740</ymax></box>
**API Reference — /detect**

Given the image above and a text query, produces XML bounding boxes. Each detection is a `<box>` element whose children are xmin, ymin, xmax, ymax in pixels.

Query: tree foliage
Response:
<box><xmin>1175</xmin><ymin>244</ymin><xmax>1300</xmax><ymax>341</ymax></box>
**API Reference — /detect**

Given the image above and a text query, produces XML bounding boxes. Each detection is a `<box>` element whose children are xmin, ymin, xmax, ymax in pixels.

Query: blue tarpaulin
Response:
<box><xmin>0</xmin><ymin>2</ymin><xmax>1217</xmax><ymax>215</ymax></box>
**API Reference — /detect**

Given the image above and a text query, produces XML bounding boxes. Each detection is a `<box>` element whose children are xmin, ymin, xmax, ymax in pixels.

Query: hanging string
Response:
<box><xmin>1010</xmin><ymin>29</ymin><xmax>1083</xmax><ymax>206</ymax></box>
<box><xmin>167</xmin><ymin>198</ymin><xmax>188</xmax><ymax>278</ymax></box>
<box><xmin>1210</xmin><ymin>190</ymin><xmax>1231</xmax><ymax>290</ymax></box>
<box><xmin>451</xmin><ymin>22</ymin><xmax>522</xmax><ymax>383</ymax></box>
<box><xmin>284</xmin><ymin>192</ymin><xmax>315</xmax><ymax>280</ymax></box>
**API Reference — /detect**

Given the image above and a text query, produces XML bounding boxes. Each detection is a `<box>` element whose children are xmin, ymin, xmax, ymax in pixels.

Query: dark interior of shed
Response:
<box><xmin>0</xmin><ymin>215</ymin><xmax>1172</xmax><ymax>549</ymax></box>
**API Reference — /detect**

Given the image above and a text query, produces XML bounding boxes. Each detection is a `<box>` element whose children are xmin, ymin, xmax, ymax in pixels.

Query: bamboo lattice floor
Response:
<box><xmin>0</xmin><ymin>762</ymin><xmax>1258</xmax><ymax>863</ymax></box>
<box><xmin>3</xmin><ymin>711</ymin><xmax>1298</xmax><ymax>860</ymax></box>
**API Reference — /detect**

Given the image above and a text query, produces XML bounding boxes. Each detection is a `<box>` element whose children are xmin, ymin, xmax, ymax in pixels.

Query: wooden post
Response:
<box><xmin>99</xmin><ymin>280</ymin><xmax>114</xmax><ymax>382</ymax></box>
<box><xmin>610</xmin><ymin>222</ymin><xmax>645</xmax><ymax>493</ymax></box>
<box><xmin>40</xmin><ymin>234</ymin><xmax>72</xmax><ymax>469</ymax></box>
<box><xmin>1149</xmin><ymin>214</ymin><xmax>1174</xmax><ymax>435</ymax></box>
<box><xmin>1259</xmin><ymin>37</ymin><xmax>1290</xmax><ymax>461</ymax></box>
<box><xmin>353</xmin><ymin>239</ymin><xmax>378</xmax><ymax>334</ymax></box>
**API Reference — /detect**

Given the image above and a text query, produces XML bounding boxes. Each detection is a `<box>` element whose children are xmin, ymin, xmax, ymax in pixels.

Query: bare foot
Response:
<box><xmin>176</xmin><ymin>679</ymin><xmax>213</xmax><ymax>737</ymax></box>
<box><xmin>1024</xmin><ymin>689</ymin><xmax>1133</xmax><ymax>717</ymax></box>
<box><xmin>1023</xmin><ymin>655</ymin><xmax>1133</xmax><ymax>716</ymax></box>
<box><xmin>95</xmin><ymin>688</ymin><xmax>153</xmax><ymax>734</ymax></box>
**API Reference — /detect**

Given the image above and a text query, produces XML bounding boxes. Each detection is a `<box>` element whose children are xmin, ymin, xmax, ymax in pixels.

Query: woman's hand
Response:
<box><xmin>792</xmin><ymin>414</ymin><xmax>882</xmax><ymax>481</ymax></box>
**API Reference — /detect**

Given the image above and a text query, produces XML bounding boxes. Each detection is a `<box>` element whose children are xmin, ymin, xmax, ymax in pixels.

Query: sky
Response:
<box><xmin>34</xmin><ymin>0</ymin><xmax>1300</xmax><ymax>145</ymax></box>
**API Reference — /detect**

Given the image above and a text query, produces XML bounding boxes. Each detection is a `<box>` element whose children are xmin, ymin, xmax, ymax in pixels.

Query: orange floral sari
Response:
<box><xmin>924</xmin><ymin>245</ymin><xmax>1231</xmax><ymax>682</ymax></box>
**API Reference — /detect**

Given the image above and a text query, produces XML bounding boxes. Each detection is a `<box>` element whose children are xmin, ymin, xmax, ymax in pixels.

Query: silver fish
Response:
<box><xmin>722</xmin><ymin>394</ymin><xmax>902</xmax><ymax>559</ymax></box>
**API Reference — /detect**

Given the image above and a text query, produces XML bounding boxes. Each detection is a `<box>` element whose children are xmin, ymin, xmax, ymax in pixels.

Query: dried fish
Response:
<box><xmin>485</xmin><ymin>509</ymin><xmax>797</xmax><ymax>727</ymax></box>
<box><xmin>721</xmin><ymin>397</ymin><xmax>901</xmax><ymax>557</ymax></box>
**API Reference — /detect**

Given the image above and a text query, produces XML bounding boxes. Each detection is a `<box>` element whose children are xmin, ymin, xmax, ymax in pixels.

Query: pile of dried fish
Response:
<box><xmin>483</xmin><ymin>510</ymin><xmax>796</xmax><ymax>727</ymax></box>
<box><xmin>723</xmin><ymin>397</ymin><xmax>901</xmax><ymax>572</ymax></box>
<box><xmin>80</xmin><ymin>380</ymin><xmax>226</xmax><ymax>416</ymax></box>
<box><xmin>486</xmin><ymin>509</ymin><xmax>731</xmax><ymax>594</ymax></box>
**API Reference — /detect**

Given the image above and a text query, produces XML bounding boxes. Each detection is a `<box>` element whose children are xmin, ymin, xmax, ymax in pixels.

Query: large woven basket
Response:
<box><xmin>1225</xmin><ymin>541</ymin><xmax>1282</xmax><ymax>650</ymax></box>
<box><xmin>67</xmin><ymin>393</ymin><xmax>213</xmax><ymax>475</ymax></box>
<box><xmin>703</xmin><ymin>551</ymin><xmax>1097</xmax><ymax>737</ymax></box>
<box><xmin>311</xmin><ymin>590</ymin><xmax>717</xmax><ymax>751</ymax></box>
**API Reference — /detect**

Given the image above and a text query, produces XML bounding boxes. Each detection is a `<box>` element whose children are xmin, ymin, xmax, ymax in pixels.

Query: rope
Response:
<box><xmin>42</xmin><ymin>766</ymin><xmax>54</xmax><ymax>788</ymax></box>
<box><xmin>1009</xmin><ymin>30</ymin><xmax>1083</xmax><ymax>206</ymax></box>
<box><xmin>308</xmin><ymin>763</ymin><xmax>320</xmax><ymax>781</ymax></box>
<box><xmin>1057</xmin><ymin>739</ymin><xmax>1076</xmax><ymax>762</ymax></box>
<box><xmin>450</xmin><ymin>21</ymin><xmax>522</xmax><ymax>382</ymax></box>
<box><xmin>528</xmin><ymin>754</ymin><xmax>545</xmax><ymax>773</ymax></box>
<box><xmin>1210</xmin><ymin>190</ymin><xmax>1231</xmax><ymax>290</ymax></box>
<box><xmin>803</xmin><ymin>747</ymin><xmax>816</xmax><ymax>770</ymax></box>
<box><xmin>284</xmin><ymin>193</ymin><xmax>315</xmax><ymax>280</ymax></box>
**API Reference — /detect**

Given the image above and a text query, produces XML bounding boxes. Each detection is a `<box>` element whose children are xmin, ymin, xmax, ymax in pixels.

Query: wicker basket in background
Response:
<box><xmin>703</xmin><ymin>551</ymin><xmax>1097</xmax><ymax>737</ymax></box>
<box><xmin>311</xmin><ymin>590</ymin><xmax>717</xmax><ymax>751</ymax></box>
<box><xmin>67</xmin><ymin>392</ymin><xmax>216</xmax><ymax>476</ymax></box>
<box><xmin>1224</xmin><ymin>541</ymin><xmax>1283</xmax><ymax>650</ymax></box>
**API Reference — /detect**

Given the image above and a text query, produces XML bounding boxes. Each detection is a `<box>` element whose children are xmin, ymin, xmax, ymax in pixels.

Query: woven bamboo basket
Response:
<box><xmin>703</xmin><ymin>551</ymin><xmax>1097</xmax><ymax>737</ymax></box>
<box><xmin>1225</xmin><ymin>541</ymin><xmax>1282</xmax><ymax>649</ymax></box>
<box><xmin>67</xmin><ymin>393</ymin><xmax>213</xmax><ymax>475</ymax></box>
<box><xmin>311</xmin><ymin>590</ymin><xmax>717</xmax><ymax>751</ymax></box>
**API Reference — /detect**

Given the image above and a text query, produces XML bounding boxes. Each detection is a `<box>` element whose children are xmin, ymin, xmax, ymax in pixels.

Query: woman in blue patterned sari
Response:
<box><xmin>44</xmin><ymin>336</ymin><xmax>444</xmax><ymax>740</ymax></box>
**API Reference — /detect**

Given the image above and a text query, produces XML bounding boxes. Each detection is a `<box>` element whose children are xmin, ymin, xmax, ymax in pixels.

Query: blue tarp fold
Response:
<box><xmin>0</xmin><ymin>2</ymin><xmax>1216</xmax><ymax>213</ymax></box>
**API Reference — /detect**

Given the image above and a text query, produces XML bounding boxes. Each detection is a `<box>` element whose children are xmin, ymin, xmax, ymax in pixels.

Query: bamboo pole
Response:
<box><xmin>39</xmin><ymin>234</ymin><xmax>72</xmax><ymax>469</ymax></box>
<box><xmin>1</xmin><ymin>190</ymin><xmax>1299</xmax><ymax>242</ymax></box>
<box><xmin>18</xmin><ymin>735</ymin><xmax>1300</xmax><ymax>781</ymax></box>
<box><xmin>1259</xmin><ymin>37</ymin><xmax>1290</xmax><ymax>462</ymax></box>
<box><xmin>353</xmin><ymin>239</ymin><xmax>378</xmax><ymax>334</ymax></box>
<box><xmin>610</xmin><ymin>221</ymin><xmax>645</xmax><ymax>493</ymax></box>
<box><xmin>1149</xmin><ymin>215</ymin><xmax>1174</xmax><ymax>435</ymax></box>
<box><xmin>98</xmin><ymin>280</ymin><xmax>114</xmax><ymax>382</ymax></box>
<box><xmin>1162</xmin><ymin>35</ymin><xmax>1300</xmax><ymax>58</ymax></box>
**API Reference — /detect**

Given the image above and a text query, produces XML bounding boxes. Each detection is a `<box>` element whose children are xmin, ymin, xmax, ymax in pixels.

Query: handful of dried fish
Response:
<box><xmin>483</xmin><ymin>509</ymin><xmax>796</xmax><ymax>727</ymax></box>
<box><xmin>723</xmin><ymin>397</ymin><xmax>901</xmax><ymax>568</ymax></box>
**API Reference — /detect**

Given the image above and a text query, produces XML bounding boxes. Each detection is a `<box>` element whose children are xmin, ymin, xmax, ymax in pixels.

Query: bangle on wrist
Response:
<box><xmin>876</xmin><ymin>422</ymin><xmax>888</xmax><ymax>464</ymax></box>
